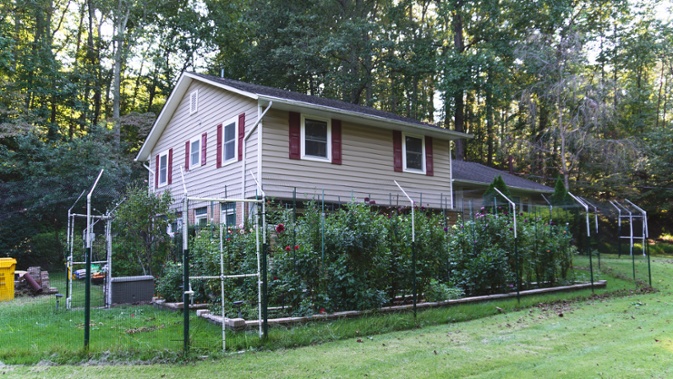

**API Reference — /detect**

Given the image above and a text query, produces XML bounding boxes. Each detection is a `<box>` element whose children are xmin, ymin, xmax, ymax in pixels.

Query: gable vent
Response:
<box><xmin>189</xmin><ymin>90</ymin><xmax>198</xmax><ymax>114</ymax></box>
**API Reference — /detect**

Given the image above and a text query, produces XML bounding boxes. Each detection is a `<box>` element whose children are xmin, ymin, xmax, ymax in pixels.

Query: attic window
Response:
<box><xmin>189</xmin><ymin>90</ymin><xmax>198</xmax><ymax>114</ymax></box>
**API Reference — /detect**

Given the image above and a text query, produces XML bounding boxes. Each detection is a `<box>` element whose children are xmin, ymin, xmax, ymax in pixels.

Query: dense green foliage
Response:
<box><xmin>113</xmin><ymin>184</ymin><xmax>175</xmax><ymax>276</ymax></box>
<box><xmin>161</xmin><ymin>202</ymin><xmax>578</xmax><ymax>317</ymax></box>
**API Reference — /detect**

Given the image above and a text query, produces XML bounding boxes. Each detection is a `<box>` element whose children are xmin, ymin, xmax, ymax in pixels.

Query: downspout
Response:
<box><xmin>143</xmin><ymin>162</ymin><xmax>154</xmax><ymax>195</ymax></box>
<box><xmin>241</xmin><ymin>101</ymin><xmax>273</xmax><ymax>208</ymax></box>
<box><xmin>449</xmin><ymin>140</ymin><xmax>454</xmax><ymax>209</ymax></box>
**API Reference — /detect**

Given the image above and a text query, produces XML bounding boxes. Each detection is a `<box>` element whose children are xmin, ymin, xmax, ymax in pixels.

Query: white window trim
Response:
<box><xmin>300</xmin><ymin>114</ymin><xmax>331</xmax><ymax>162</ymax></box>
<box><xmin>189</xmin><ymin>90</ymin><xmax>198</xmax><ymax>114</ymax></box>
<box><xmin>402</xmin><ymin>132</ymin><xmax>426</xmax><ymax>174</ymax></box>
<box><xmin>157</xmin><ymin>149</ymin><xmax>170</xmax><ymax>187</ymax></box>
<box><xmin>221</xmin><ymin>116</ymin><xmax>238</xmax><ymax>167</ymax></box>
<box><xmin>189</xmin><ymin>134</ymin><xmax>202</xmax><ymax>168</ymax></box>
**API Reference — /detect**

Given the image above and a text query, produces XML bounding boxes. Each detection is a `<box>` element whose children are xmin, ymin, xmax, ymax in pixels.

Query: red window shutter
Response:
<box><xmin>155</xmin><ymin>154</ymin><xmax>159</xmax><ymax>188</ymax></box>
<box><xmin>332</xmin><ymin>119</ymin><xmax>342</xmax><ymax>165</ymax></box>
<box><xmin>425</xmin><ymin>136</ymin><xmax>433</xmax><ymax>176</ymax></box>
<box><xmin>393</xmin><ymin>131</ymin><xmax>402</xmax><ymax>172</ymax></box>
<box><xmin>201</xmin><ymin>133</ymin><xmax>207</xmax><ymax>166</ymax></box>
<box><xmin>238</xmin><ymin>113</ymin><xmax>245</xmax><ymax>161</ymax></box>
<box><xmin>167</xmin><ymin>148</ymin><xmax>173</xmax><ymax>184</ymax></box>
<box><xmin>216</xmin><ymin>124</ymin><xmax>223</xmax><ymax>168</ymax></box>
<box><xmin>289</xmin><ymin>112</ymin><xmax>301</xmax><ymax>159</ymax></box>
<box><xmin>184</xmin><ymin>140</ymin><xmax>190</xmax><ymax>171</ymax></box>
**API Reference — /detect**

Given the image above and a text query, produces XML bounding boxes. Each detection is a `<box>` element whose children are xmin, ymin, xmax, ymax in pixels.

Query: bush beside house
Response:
<box><xmin>157</xmin><ymin>201</ymin><xmax>577</xmax><ymax>319</ymax></box>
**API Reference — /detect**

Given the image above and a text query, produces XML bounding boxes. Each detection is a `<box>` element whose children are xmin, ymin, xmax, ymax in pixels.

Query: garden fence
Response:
<box><xmin>1</xmin><ymin>181</ymin><xmax>654</xmax><ymax>363</ymax></box>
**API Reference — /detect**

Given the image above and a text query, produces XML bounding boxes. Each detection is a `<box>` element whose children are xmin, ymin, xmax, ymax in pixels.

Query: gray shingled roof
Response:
<box><xmin>452</xmin><ymin>160</ymin><xmax>552</xmax><ymax>193</ymax></box>
<box><xmin>193</xmin><ymin>73</ymin><xmax>447</xmax><ymax>132</ymax></box>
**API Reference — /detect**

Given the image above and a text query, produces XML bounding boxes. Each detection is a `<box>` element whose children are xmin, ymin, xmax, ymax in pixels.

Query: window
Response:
<box><xmin>403</xmin><ymin>133</ymin><xmax>425</xmax><ymax>173</ymax></box>
<box><xmin>301</xmin><ymin>115</ymin><xmax>331</xmax><ymax>161</ymax></box>
<box><xmin>217</xmin><ymin>116</ymin><xmax>238</xmax><ymax>167</ymax></box>
<box><xmin>195</xmin><ymin>207</ymin><xmax>208</xmax><ymax>227</ymax></box>
<box><xmin>223</xmin><ymin>121</ymin><xmax>236</xmax><ymax>161</ymax></box>
<box><xmin>220</xmin><ymin>202</ymin><xmax>236</xmax><ymax>227</ymax></box>
<box><xmin>189</xmin><ymin>90</ymin><xmax>198</xmax><ymax>114</ymax></box>
<box><xmin>190</xmin><ymin>136</ymin><xmax>201</xmax><ymax>167</ymax></box>
<box><xmin>185</xmin><ymin>134</ymin><xmax>206</xmax><ymax>171</ymax></box>
<box><xmin>157</xmin><ymin>150</ymin><xmax>171</xmax><ymax>187</ymax></box>
<box><xmin>168</xmin><ymin>214</ymin><xmax>183</xmax><ymax>237</ymax></box>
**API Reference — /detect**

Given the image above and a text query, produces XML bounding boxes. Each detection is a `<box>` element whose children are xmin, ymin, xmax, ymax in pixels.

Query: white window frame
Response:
<box><xmin>402</xmin><ymin>133</ymin><xmax>425</xmax><ymax>174</ymax></box>
<box><xmin>189</xmin><ymin>90</ymin><xmax>198</xmax><ymax>114</ymax></box>
<box><xmin>157</xmin><ymin>149</ymin><xmax>169</xmax><ymax>187</ymax></box>
<box><xmin>189</xmin><ymin>135</ymin><xmax>201</xmax><ymax>168</ymax></box>
<box><xmin>221</xmin><ymin>116</ymin><xmax>238</xmax><ymax>166</ymax></box>
<box><xmin>301</xmin><ymin>114</ymin><xmax>331</xmax><ymax>162</ymax></box>
<box><xmin>195</xmin><ymin>206</ymin><xmax>209</xmax><ymax>227</ymax></box>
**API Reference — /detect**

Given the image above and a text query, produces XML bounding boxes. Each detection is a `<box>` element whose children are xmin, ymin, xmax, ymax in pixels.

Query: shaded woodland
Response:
<box><xmin>1</xmin><ymin>0</ymin><xmax>672</xmax><ymax>265</ymax></box>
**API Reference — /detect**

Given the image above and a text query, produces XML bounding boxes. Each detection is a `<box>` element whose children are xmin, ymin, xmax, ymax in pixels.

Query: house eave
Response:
<box><xmin>257</xmin><ymin>97</ymin><xmax>472</xmax><ymax>141</ymax></box>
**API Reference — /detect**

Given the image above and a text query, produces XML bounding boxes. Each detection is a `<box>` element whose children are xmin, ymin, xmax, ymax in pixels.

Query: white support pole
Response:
<box><xmin>568</xmin><ymin>192</ymin><xmax>590</xmax><ymax>237</ymax></box>
<box><xmin>494</xmin><ymin>188</ymin><xmax>516</xmax><ymax>238</ymax></box>
<box><xmin>394</xmin><ymin>181</ymin><xmax>415</xmax><ymax>242</ymax></box>
<box><xmin>580</xmin><ymin>197</ymin><xmax>600</xmax><ymax>234</ymax></box>
<box><xmin>568</xmin><ymin>192</ymin><xmax>594</xmax><ymax>291</ymax></box>
<box><xmin>626</xmin><ymin>199</ymin><xmax>648</xmax><ymax>256</ymax></box>
<box><xmin>249</xmin><ymin>171</ymin><xmax>265</xmax><ymax>338</ymax></box>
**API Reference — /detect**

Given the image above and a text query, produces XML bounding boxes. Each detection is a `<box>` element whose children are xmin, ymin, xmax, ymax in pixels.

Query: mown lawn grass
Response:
<box><xmin>2</xmin><ymin>254</ymin><xmax>666</xmax><ymax>378</ymax></box>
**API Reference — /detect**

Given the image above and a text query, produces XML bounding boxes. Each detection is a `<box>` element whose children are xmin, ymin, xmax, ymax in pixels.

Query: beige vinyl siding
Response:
<box><xmin>150</xmin><ymin>81</ymin><xmax>259</xmax><ymax>213</ymax></box>
<box><xmin>261</xmin><ymin>109</ymin><xmax>453</xmax><ymax>209</ymax></box>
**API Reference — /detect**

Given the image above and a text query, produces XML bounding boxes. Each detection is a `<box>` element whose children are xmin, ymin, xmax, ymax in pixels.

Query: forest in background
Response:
<box><xmin>1</xmin><ymin>0</ymin><xmax>672</xmax><ymax>267</ymax></box>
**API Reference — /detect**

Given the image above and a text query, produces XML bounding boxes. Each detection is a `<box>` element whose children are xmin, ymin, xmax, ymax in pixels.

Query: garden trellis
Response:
<box><xmin>609</xmin><ymin>199</ymin><xmax>649</xmax><ymax>257</ymax></box>
<box><xmin>65</xmin><ymin>169</ymin><xmax>116</xmax><ymax>312</ymax></box>
<box><xmin>179</xmin><ymin>168</ymin><xmax>266</xmax><ymax>352</ymax></box>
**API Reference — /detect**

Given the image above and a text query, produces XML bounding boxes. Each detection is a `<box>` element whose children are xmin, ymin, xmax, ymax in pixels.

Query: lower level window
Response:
<box><xmin>195</xmin><ymin>207</ymin><xmax>208</xmax><ymax>227</ymax></box>
<box><xmin>221</xmin><ymin>202</ymin><xmax>236</xmax><ymax>227</ymax></box>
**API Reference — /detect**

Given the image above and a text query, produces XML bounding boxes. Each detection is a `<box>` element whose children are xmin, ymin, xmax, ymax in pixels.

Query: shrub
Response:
<box><xmin>160</xmin><ymin>201</ymin><xmax>578</xmax><ymax>317</ymax></box>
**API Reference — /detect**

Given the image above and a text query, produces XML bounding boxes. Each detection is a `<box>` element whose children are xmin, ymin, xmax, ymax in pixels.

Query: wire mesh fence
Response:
<box><xmin>1</xmin><ymin>178</ymin><xmax>657</xmax><ymax>362</ymax></box>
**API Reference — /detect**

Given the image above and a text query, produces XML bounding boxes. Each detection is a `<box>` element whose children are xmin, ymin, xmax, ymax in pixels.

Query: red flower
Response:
<box><xmin>319</xmin><ymin>307</ymin><xmax>326</xmax><ymax>314</ymax></box>
<box><xmin>285</xmin><ymin>245</ymin><xmax>291</xmax><ymax>251</ymax></box>
<box><xmin>294</xmin><ymin>244</ymin><xmax>300</xmax><ymax>250</ymax></box>
<box><xmin>275</xmin><ymin>223</ymin><xmax>285</xmax><ymax>233</ymax></box>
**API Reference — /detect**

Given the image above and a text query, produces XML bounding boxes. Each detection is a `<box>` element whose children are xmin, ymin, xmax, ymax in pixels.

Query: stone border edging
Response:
<box><xmin>190</xmin><ymin>280</ymin><xmax>607</xmax><ymax>330</ymax></box>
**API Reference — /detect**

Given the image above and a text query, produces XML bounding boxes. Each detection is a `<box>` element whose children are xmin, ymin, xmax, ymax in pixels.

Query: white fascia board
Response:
<box><xmin>257</xmin><ymin>96</ymin><xmax>473</xmax><ymax>141</ymax></box>
<box><xmin>135</xmin><ymin>73</ymin><xmax>259</xmax><ymax>162</ymax></box>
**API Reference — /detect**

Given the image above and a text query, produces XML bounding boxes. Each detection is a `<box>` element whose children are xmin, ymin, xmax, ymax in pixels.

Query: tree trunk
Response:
<box><xmin>452</xmin><ymin>1</ymin><xmax>465</xmax><ymax>161</ymax></box>
<box><xmin>112</xmin><ymin>6</ymin><xmax>131</xmax><ymax>149</ymax></box>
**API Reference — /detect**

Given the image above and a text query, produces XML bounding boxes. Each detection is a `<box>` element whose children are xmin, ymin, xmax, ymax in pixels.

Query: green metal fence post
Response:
<box><xmin>182</xmin><ymin>196</ymin><xmax>190</xmax><ymax>354</ymax></box>
<box><xmin>262</xmin><ymin>242</ymin><xmax>269</xmax><ymax>339</ymax></box>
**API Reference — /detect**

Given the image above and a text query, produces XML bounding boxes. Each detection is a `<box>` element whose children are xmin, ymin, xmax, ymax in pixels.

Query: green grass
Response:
<box><xmin>2</xmin><ymin>255</ymin><xmax>667</xmax><ymax>378</ymax></box>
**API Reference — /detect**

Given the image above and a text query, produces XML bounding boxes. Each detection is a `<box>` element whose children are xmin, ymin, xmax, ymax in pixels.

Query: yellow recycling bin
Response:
<box><xmin>0</xmin><ymin>258</ymin><xmax>17</xmax><ymax>301</ymax></box>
